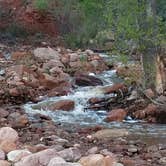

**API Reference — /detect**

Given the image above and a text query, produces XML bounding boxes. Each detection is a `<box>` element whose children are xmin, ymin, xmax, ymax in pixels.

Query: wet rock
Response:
<box><xmin>103</xmin><ymin>84</ymin><xmax>127</xmax><ymax>94</ymax></box>
<box><xmin>91</xmin><ymin>129</ymin><xmax>129</xmax><ymax>139</ymax></box>
<box><xmin>104</xmin><ymin>109</ymin><xmax>127</xmax><ymax>122</ymax></box>
<box><xmin>0</xmin><ymin>160</ymin><xmax>11</xmax><ymax>166</ymax></box>
<box><xmin>0</xmin><ymin>127</ymin><xmax>19</xmax><ymax>143</ymax></box>
<box><xmin>134</xmin><ymin>103</ymin><xmax>157</xmax><ymax>121</ymax></box>
<box><xmin>0</xmin><ymin>149</ymin><xmax>5</xmax><ymax>160</ymax></box>
<box><xmin>79</xmin><ymin>154</ymin><xmax>116</xmax><ymax>166</ymax></box>
<box><xmin>48</xmin><ymin>100</ymin><xmax>75</xmax><ymax>111</ymax></box>
<box><xmin>34</xmin><ymin>47</ymin><xmax>60</xmax><ymax>61</ymax></box>
<box><xmin>58</xmin><ymin>147</ymin><xmax>81</xmax><ymax>162</ymax></box>
<box><xmin>7</xmin><ymin>149</ymin><xmax>32</xmax><ymax>162</ymax></box>
<box><xmin>88</xmin><ymin>98</ymin><xmax>104</xmax><ymax>105</ymax></box>
<box><xmin>75</xmin><ymin>74</ymin><xmax>103</xmax><ymax>86</ymax></box>
<box><xmin>14</xmin><ymin>149</ymin><xmax>58</xmax><ymax>166</ymax></box>
<box><xmin>34</xmin><ymin>113</ymin><xmax>52</xmax><ymax>121</ymax></box>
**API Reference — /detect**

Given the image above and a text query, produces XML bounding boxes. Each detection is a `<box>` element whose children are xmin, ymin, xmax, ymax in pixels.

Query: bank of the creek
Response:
<box><xmin>0</xmin><ymin>45</ymin><xmax>165</xmax><ymax>166</ymax></box>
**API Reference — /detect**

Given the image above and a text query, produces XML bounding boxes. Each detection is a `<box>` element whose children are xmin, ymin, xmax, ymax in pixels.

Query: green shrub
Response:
<box><xmin>33</xmin><ymin>0</ymin><xmax>49</xmax><ymax>11</ymax></box>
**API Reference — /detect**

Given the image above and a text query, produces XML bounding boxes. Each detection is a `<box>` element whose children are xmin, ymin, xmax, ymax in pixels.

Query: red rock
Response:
<box><xmin>48</xmin><ymin>100</ymin><xmax>75</xmax><ymax>111</ymax></box>
<box><xmin>103</xmin><ymin>83</ymin><xmax>127</xmax><ymax>94</ymax></box>
<box><xmin>145</xmin><ymin>104</ymin><xmax>157</xmax><ymax>116</ymax></box>
<box><xmin>75</xmin><ymin>74</ymin><xmax>103</xmax><ymax>86</ymax></box>
<box><xmin>104</xmin><ymin>109</ymin><xmax>127</xmax><ymax>122</ymax></box>
<box><xmin>88</xmin><ymin>98</ymin><xmax>104</xmax><ymax>104</ymax></box>
<box><xmin>0</xmin><ymin>141</ymin><xmax>17</xmax><ymax>153</ymax></box>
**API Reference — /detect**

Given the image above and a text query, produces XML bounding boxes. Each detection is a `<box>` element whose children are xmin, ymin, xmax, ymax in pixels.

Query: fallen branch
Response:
<box><xmin>139</xmin><ymin>88</ymin><xmax>165</xmax><ymax>106</ymax></box>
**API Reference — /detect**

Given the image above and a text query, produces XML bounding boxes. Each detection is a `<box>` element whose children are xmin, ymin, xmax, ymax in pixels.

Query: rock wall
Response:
<box><xmin>0</xmin><ymin>0</ymin><xmax>59</xmax><ymax>36</ymax></box>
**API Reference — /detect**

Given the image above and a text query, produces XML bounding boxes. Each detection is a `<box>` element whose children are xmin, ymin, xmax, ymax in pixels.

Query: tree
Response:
<box><xmin>106</xmin><ymin>0</ymin><xmax>165</xmax><ymax>93</ymax></box>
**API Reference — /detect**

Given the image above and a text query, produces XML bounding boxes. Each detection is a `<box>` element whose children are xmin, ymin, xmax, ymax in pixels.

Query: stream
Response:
<box><xmin>24</xmin><ymin>54</ymin><xmax>166</xmax><ymax>145</ymax></box>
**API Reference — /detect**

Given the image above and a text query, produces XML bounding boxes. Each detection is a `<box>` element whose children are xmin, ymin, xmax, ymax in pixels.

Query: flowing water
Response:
<box><xmin>24</xmin><ymin>54</ymin><xmax>166</xmax><ymax>145</ymax></box>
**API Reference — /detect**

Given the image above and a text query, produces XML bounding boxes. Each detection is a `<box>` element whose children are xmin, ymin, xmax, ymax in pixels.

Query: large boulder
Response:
<box><xmin>0</xmin><ymin>127</ymin><xmax>19</xmax><ymax>143</ymax></box>
<box><xmin>75</xmin><ymin>74</ymin><xmax>103</xmax><ymax>86</ymax></box>
<box><xmin>104</xmin><ymin>109</ymin><xmax>127</xmax><ymax>122</ymax></box>
<box><xmin>34</xmin><ymin>47</ymin><xmax>60</xmax><ymax>61</ymax></box>
<box><xmin>14</xmin><ymin>149</ymin><xmax>58</xmax><ymax>166</ymax></box>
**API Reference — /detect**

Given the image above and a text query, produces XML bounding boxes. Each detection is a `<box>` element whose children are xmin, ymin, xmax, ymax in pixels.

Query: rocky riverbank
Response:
<box><xmin>0</xmin><ymin>42</ymin><xmax>166</xmax><ymax>166</ymax></box>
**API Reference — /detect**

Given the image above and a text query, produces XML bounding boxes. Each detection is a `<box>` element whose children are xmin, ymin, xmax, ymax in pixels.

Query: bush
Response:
<box><xmin>33</xmin><ymin>0</ymin><xmax>49</xmax><ymax>11</ymax></box>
